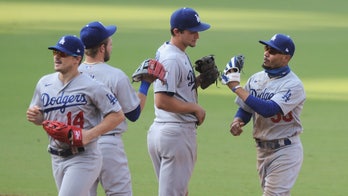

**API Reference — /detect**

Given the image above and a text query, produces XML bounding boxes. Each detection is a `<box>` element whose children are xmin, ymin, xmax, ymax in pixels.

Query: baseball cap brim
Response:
<box><xmin>105</xmin><ymin>25</ymin><xmax>117</xmax><ymax>37</ymax></box>
<box><xmin>259</xmin><ymin>40</ymin><xmax>283</xmax><ymax>53</ymax></box>
<box><xmin>186</xmin><ymin>22</ymin><xmax>211</xmax><ymax>32</ymax></box>
<box><xmin>48</xmin><ymin>46</ymin><xmax>78</xmax><ymax>56</ymax></box>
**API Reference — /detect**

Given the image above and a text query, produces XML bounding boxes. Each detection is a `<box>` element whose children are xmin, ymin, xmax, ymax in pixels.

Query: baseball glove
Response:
<box><xmin>42</xmin><ymin>120</ymin><xmax>83</xmax><ymax>147</ymax></box>
<box><xmin>194</xmin><ymin>55</ymin><xmax>220</xmax><ymax>89</ymax></box>
<box><xmin>132</xmin><ymin>59</ymin><xmax>167</xmax><ymax>84</ymax></box>
<box><xmin>221</xmin><ymin>54</ymin><xmax>245</xmax><ymax>84</ymax></box>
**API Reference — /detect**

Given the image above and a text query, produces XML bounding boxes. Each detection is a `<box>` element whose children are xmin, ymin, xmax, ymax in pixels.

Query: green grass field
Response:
<box><xmin>1</xmin><ymin>0</ymin><xmax>347</xmax><ymax>195</ymax></box>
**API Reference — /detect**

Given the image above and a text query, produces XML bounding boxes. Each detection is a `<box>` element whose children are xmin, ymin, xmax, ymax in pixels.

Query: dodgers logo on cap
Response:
<box><xmin>48</xmin><ymin>35</ymin><xmax>84</xmax><ymax>57</ymax></box>
<box><xmin>259</xmin><ymin>34</ymin><xmax>295</xmax><ymax>57</ymax></box>
<box><xmin>170</xmin><ymin>7</ymin><xmax>210</xmax><ymax>32</ymax></box>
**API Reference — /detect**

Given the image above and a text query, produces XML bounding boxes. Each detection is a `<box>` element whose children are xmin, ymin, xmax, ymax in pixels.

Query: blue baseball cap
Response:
<box><xmin>259</xmin><ymin>34</ymin><xmax>295</xmax><ymax>57</ymax></box>
<box><xmin>48</xmin><ymin>35</ymin><xmax>84</xmax><ymax>57</ymax></box>
<box><xmin>80</xmin><ymin>21</ymin><xmax>117</xmax><ymax>49</ymax></box>
<box><xmin>170</xmin><ymin>7</ymin><xmax>210</xmax><ymax>32</ymax></box>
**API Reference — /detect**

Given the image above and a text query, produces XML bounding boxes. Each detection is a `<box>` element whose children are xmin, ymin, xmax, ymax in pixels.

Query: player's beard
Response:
<box><xmin>262</xmin><ymin>63</ymin><xmax>273</xmax><ymax>70</ymax></box>
<box><xmin>262</xmin><ymin>63</ymin><xmax>285</xmax><ymax>70</ymax></box>
<box><xmin>104</xmin><ymin>51</ymin><xmax>110</xmax><ymax>62</ymax></box>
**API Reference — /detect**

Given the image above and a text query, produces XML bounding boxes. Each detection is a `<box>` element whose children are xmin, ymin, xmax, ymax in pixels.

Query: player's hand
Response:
<box><xmin>141</xmin><ymin>74</ymin><xmax>157</xmax><ymax>83</ymax></box>
<box><xmin>221</xmin><ymin>55</ymin><xmax>244</xmax><ymax>85</ymax></box>
<box><xmin>194</xmin><ymin>105</ymin><xmax>206</xmax><ymax>126</ymax></box>
<box><xmin>26</xmin><ymin>105</ymin><xmax>44</xmax><ymax>125</ymax></box>
<box><xmin>230</xmin><ymin>119</ymin><xmax>244</xmax><ymax>136</ymax></box>
<box><xmin>132</xmin><ymin>59</ymin><xmax>167</xmax><ymax>84</ymax></box>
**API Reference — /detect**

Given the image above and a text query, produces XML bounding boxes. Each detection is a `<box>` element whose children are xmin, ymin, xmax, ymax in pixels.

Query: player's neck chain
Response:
<box><xmin>83</xmin><ymin>61</ymin><xmax>103</xmax><ymax>65</ymax></box>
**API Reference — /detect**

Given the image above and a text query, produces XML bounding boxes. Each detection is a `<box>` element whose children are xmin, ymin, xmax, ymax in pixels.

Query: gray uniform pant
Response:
<box><xmin>147</xmin><ymin>122</ymin><xmax>197</xmax><ymax>196</ymax></box>
<box><xmin>90</xmin><ymin>133</ymin><xmax>132</xmax><ymax>196</ymax></box>
<box><xmin>51</xmin><ymin>142</ymin><xmax>102</xmax><ymax>196</ymax></box>
<box><xmin>257</xmin><ymin>136</ymin><xmax>303</xmax><ymax>196</ymax></box>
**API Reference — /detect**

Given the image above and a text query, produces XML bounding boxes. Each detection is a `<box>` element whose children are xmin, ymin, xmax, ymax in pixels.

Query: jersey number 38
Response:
<box><xmin>271</xmin><ymin>111</ymin><xmax>293</xmax><ymax>123</ymax></box>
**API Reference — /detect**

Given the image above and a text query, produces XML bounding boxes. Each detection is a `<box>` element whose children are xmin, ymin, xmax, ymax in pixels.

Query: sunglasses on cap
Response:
<box><xmin>264</xmin><ymin>45</ymin><xmax>284</xmax><ymax>55</ymax></box>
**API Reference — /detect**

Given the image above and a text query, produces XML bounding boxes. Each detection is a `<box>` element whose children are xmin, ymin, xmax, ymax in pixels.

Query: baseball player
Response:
<box><xmin>147</xmin><ymin>7</ymin><xmax>210</xmax><ymax>196</ymax></box>
<box><xmin>26</xmin><ymin>35</ymin><xmax>125</xmax><ymax>196</ymax></box>
<box><xmin>222</xmin><ymin>34</ymin><xmax>305</xmax><ymax>195</ymax></box>
<box><xmin>79</xmin><ymin>21</ymin><xmax>155</xmax><ymax>196</ymax></box>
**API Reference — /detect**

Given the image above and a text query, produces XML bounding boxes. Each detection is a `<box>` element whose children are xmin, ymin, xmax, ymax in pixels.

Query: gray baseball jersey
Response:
<box><xmin>148</xmin><ymin>42</ymin><xmax>198</xmax><ymax>196</ymax></box>
<box><xmin>236</xmin><ymin>70</ymin><xmax>306</xmax><ymax>140</ymax></box>
<box><xmin>79</xmin><ymin>62</ymin><xmax>139</xmax><ymax>196</ymax></box>
<box><xmin>235</xmin><ymin>70</ymin><xmax>305</xmax><ymax>195</ymax></box>
<box><xmin>30</xmin><ymin>72</ymin><xmax>122</xmax><ymax>149</ymax></box>
<box><xmin>79</xmin><ymin>62</ymin><xmax>140</xmax><ymax>134</ymax></box>
<box><xmin>29</xmin><ymin>72</ymin><xmax>122</xmax><ymax>195</ymax></box>
<box><xmin>153</xmin><ymin>42</ymin><xmax>198</xmax><ymax>123</ymax></box>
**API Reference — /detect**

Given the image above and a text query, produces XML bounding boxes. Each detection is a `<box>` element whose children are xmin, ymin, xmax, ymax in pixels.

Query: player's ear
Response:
<box><xmin>75</xmin><ymin>56</ymin><xmax>83</xmax><ymax>65</ymax></box>
<box><xmin>172</xmin><ymin>28</ymin><xmax>184</xmax><ymax>35</ymax></box>
<box><xmin>98</xmin><ymin>44</ymin><xmax>105</xmax><ymax>53</ymax></box>
<box><xmin>99</xmin><ymin>39</ymin><xmax>109</xmax><ymax>53</ymax></box>
<box><xmin>284</xmin><ymin>54</ymin><xmax>292</xmax><ymax>61</ymax></box>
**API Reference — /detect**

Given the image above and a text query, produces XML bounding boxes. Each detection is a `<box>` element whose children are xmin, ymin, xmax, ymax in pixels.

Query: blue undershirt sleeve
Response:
<box><xmin>125</xmin><ymin>105</ymin><xmax>141</xmax><ymax>122</ymax></box>
<box><xmin>235</xmin><ymin>107</ymin><xmax>252</xmax><ymax>124</ymax></box>
<box><xmin>138</xmin><ymin>81</ymin><xmax>151</xmax><ymax>96</ymax></box>
<box><xmin>244</xmin><ymin>95</ymin><xmax>282</xmax><ymax>117</ymax></box>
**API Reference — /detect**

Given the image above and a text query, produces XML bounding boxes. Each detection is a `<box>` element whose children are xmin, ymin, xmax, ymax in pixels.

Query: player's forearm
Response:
<box><xmin>232</xmin><ymin>86</ymin><xmax>282</xmax><ymax>117</ymax></box>
<box><xmin>138</xmin><ymin>81</ymin><xmax>151</xmax><ymax>111</ymax></box>
<box><xmin>244</xmin><ymin>96</ymin><xmax>282</xmax><ymax>117</ymax></box>
<box><xmin>83</xmin><ymin>111</ymin><xmax>125</xmax><ymax>145</ymax></box>
<box><xmin>138</xmin><ymin>92</ymin><xmax>148</xmax><ymax>111</ymax></box>
<box><xmin>233</xmin><ymin>87</ymin><xmax>249</xmax><ymax>101</ymax></box>
<box><xmin>155</xmin><ymin>93</ymin><xmax>200</xmax><ymax>114</ymax></box>
<box><xmin>227</xmin><ymin>82</ymin><xmax>249</xmax><ymax>101</ymax></box>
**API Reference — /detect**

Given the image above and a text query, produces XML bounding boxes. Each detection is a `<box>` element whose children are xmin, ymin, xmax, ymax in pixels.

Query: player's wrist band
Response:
<box><xmin>232</xmin><ymin>85</ymin><xmax>242</xmax><ymax>93</ymax></box>
<box><xmin>139</xmin><ymin>81</ymin><xmax>151</xmax><ymax>96</ymax></box>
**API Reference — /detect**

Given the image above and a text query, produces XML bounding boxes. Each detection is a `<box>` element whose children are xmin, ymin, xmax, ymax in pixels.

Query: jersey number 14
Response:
<box><xmin>67</xmin><ymin>111</ymin><xmax>84</xmax><ymax>128</ymax></box>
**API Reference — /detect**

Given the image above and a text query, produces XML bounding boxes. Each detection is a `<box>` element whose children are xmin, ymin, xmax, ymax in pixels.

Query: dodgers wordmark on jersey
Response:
<box><xmin>30</xmin><ymin>72</ymin><xmax>122</xmax><ymax>149</ymax></box>
<box><xmin>236</xmin><ymin>70</ymin><xmax>305</xmax><ymax>140</ymax></box>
